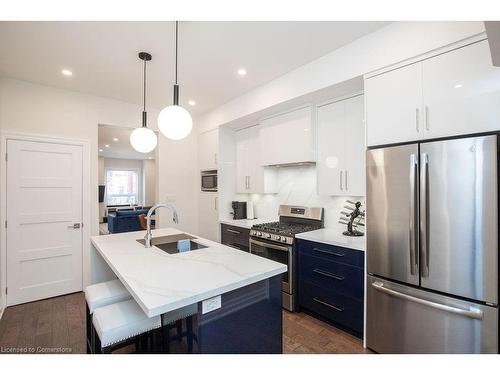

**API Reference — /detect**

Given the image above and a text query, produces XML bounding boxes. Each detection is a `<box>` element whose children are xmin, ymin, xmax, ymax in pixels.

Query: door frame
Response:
<box><xmin>0</xmin><ymin>132</ymin><xmax>91</xmax><ymax>308</ymax></box>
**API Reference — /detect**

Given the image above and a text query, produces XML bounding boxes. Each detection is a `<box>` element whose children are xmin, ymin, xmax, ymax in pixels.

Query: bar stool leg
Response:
<box><xmin>162</xmin><ymin>324</ymin><xmax>170</xmax><ymax>353</ymax></box>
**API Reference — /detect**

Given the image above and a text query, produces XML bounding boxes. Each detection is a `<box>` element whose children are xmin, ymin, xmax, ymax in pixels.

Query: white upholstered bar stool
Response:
<box><xmin>92</xmin><ymin>299</ymin><xmax>162</xmax><ymax>354</ymax></box>
<box><xmin>85</xmin><ymin>279</ymin><xmax>131</xmax><ymax>353</ymax></box>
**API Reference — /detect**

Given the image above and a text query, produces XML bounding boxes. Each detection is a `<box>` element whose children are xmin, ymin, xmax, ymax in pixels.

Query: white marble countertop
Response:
<box><xmin>91</xmin><ymin>228</ymin><xmax>287</xmax><ymax>318</ymax></box>
<box><xmin>219</xmin><ymin>218</ymin><xmax>277</xmax><ymax>229</ymax></box>
<box><xmin>295</xmin><ymin>228</ymin><xmax>366</xmax><ymax>251</ymax></box>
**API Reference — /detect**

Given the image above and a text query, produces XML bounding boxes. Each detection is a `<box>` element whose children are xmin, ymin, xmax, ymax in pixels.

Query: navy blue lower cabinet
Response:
<box><xmin>192</xmin><ymin>275</ymin><xmax>282</xmax><ymax>354</ymax></box>
<box><xmin>297</xmin><ymin>239</ymin><xmax>364</xmax><ymax>338</ymax></box>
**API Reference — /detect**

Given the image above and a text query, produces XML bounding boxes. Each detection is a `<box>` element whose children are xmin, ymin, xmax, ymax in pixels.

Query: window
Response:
<box><xmin>106</xmin><ymin>169</ymin><xmax>139</xmax><ymax>206</ymax></box>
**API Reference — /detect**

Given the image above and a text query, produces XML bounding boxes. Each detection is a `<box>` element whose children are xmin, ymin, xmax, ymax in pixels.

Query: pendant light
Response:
<box><xmin>157</xmin><ymin>21</ymin><xmax>193</xmax><ymax>140</ymax></box>
<box><xmin>130</xmin><ymin>52</ymin><xmax>158</xmax><ymax>153</ymax></box>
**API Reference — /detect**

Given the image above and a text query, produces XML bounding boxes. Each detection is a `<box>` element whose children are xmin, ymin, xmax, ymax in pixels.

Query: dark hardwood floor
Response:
<box><xmin>0</xmin><ymin>292</ymin><xmax>368</xmax><ymax>354</ymax></box>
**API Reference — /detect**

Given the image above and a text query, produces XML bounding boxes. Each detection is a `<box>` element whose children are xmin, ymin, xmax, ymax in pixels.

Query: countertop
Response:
<box><xmin>295</xmin><ymin>228</ymin><xmax>365</xmax><ymax>251</ymax></box>
<box><xmin>91</xmin><ymin>228</ymin><xmax>287</xmax><ymax>318</ymax></box>
<box><xmin>219</xmin><ymin>218</ymin><xmax>277</xmax><ymax>229</ymax></box>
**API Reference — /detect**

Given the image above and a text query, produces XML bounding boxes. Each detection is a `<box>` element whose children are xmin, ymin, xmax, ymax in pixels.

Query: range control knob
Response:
<box><xmin>266</xmin><ymin>233</ymin><xmax>271</xmax><ymax>239</ymax></box>
<box><xmin>257</xmin><ymin>232</ymin><xmax>262</xmax><ymax>237</ymax></box>
<box><xmin>282</xmin><ymin>237</ymin><xmax>288</xmax><ymax>243</ymax></box>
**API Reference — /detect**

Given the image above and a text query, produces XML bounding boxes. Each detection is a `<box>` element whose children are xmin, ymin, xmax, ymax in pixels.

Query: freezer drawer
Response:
<box><xmin>367</xmin><ymin>275</ymin><xmax>498</xmax><ymax>354</ymax></box>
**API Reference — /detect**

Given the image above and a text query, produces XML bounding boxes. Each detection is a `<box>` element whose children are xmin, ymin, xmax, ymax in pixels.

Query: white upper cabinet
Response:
<box><xmin>422</xmin><ymin>40</ymin><xmax>500</xmax><ymax>139</ymax></box>
<box><xmin>236</xmin><ymin>126</ymin><xmax>277</xmax><ymax>194</ymax></box>
<box><xmin>259</xmin><ymin>106</ymin><xmax>315</xmax><ymax>166</ymax></box>
<box><xmin>317</xmin><ymin>95</ymin><xmax>365</xmax><ymax>197</ymax></box>
<box><xmin>366</xmin><ymin>39</ymin><xmax>500</xmax><ymax>146</ymax></box>
<box><xmin>365</xmin><ymin>62</ymin><xmax>424</xmax><ymax>147</ymax></box>
<box><xmin>198</xmin><ymin>128</ymin><xmax>218</xmax><ymax>171</ymax></box>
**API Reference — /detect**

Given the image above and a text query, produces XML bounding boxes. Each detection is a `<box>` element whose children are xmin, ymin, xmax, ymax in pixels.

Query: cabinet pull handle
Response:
<box><xmin>345</xmin><ymin>170</ymin><xmax>348</xmax><ymax>190</ymax></box>
<box><xmin>425</xmin><ymin>106</ymin><xmax>429</xmax><ymax>131</ymax></box>
<box><xmin>214</xmin><ymin>197</ymin><xmax>218</xmax><ymax>211</ymax></box>
<box><xmin>340</xmin><ymin>171</ymin><xmax>343</xmax><ymax>190</ymax></box>
<box><xmin>214</xmin><ymin>153</ymin><xmax>217</xmax><ymax>165</ymax></box>
<box><xmin>415</xmin><ymin>108</ymin><xmax>420</xmax><ymax>132</ymax></box>
<box><xmin>313</xmin><ymin>248</ymin><xmax>345</xmax><ymax>257</ymax></box>
<box><xmin>313</xmin><ymin>269</ymin><xmax>345</xmax><ymax>281</ymax></box>
<box><xmin>226</xmin><ymin>229</ymin><xmax>241</xmax><ymax>235</ymax></box>
<box><xmin>248</xmin><ymin>176</ymin><xmax>251</xmax><ymax>190</ymax></box>
<box><xmin>313</xmin><ymin>297</ymin><xmax>344</xmax><ymax>312</ymax></box>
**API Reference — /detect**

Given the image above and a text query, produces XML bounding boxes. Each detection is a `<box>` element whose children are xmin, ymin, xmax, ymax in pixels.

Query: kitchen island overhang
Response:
<box><xmin>90</xmin><ymin>228</ymin><xmax>287</xmax><ymax>354</ymax></box>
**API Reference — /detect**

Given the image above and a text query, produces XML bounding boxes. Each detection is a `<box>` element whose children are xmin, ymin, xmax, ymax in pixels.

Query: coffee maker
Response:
<box><xmin>231</xmin><ymin>201</ymin><xmax>247</xmax><ymax>220</ymax></box>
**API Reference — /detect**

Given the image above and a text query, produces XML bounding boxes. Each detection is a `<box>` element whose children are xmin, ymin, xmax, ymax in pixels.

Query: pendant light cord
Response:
<box><xmin>175</xmin><ymin>20</ymin><xmax>178</xmax><ymax>85</ymax></box>
<box><xmin>143</xmin><ymin>57</ymin><xmax>147</xmax><ymax>112</ymax></box>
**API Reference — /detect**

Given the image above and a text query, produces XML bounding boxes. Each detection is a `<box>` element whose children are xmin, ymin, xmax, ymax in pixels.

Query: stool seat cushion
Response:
<box><xmin>92</xmin><ymin>300</ymin><xmax>161</xmax><ymax>347</ymax></box>
<box><xmin>85</xmin><ymin>279</ymin><xmax>131</xmax><ymax>313</ymax></box>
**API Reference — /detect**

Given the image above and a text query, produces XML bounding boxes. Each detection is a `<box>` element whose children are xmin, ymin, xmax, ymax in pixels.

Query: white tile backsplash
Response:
<box><xmin>245</xmin><ymin>165</ymin><xmax>364</xmax><ymax>233</ymax></box>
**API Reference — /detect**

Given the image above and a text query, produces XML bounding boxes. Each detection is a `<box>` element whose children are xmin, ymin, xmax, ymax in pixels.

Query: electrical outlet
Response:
<box><xmin>202</xmin><ymin>295</ymin><xmax>221</xmax><ymax>314</ymax></box>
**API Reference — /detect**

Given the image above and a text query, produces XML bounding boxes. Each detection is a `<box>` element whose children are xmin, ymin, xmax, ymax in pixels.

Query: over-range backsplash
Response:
<box><xmin>246</xmin><ymin>165</ymin><xmax>364</xmax><ymax>232</ymax></box>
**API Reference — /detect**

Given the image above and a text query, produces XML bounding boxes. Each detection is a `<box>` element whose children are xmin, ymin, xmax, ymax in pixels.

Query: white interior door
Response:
<box><xmin>6</xmin><ymin>139</ymin><xmax>83</xmax><ymax>306</ymax></box>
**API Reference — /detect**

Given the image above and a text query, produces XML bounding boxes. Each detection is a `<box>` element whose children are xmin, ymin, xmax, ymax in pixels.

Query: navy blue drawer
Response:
<box><xmin>299</xmin><ymin>281</ymin><xmax>363</xmax><ymax>336</ymax></box>
<box><xmin>298</xmin><ymin>239</ymin><xmax>364</xmax><ymax>268</ymax></box>
<box><xmin>299</xmin><ymin>253</ymin><xmax>364</xmax><ymax>301</ymax></box>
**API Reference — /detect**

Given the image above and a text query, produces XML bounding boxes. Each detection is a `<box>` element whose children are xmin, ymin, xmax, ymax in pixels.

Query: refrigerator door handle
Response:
<box><xmin>371</xmin><ymin>281</ymin><xmax>484</xmax><ymax>320</ymax></box>
<box><xmin>420</xmin><ymin>152</ymin><xmax>430</xmax><ymax>278</ymax></box>
<box><xmin>409</xmin><ymin>154</ymin><xmax>418</xmax><ymax>275</ymax></box>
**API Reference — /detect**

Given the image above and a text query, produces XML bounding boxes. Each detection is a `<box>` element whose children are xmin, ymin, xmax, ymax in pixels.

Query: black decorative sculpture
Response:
<box><xmin>343</xmin><ymin>201</ymin><xmax>364</xmax><ymax>237</ymax></box>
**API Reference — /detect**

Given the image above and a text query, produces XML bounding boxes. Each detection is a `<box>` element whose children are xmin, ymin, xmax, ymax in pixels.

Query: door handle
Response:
<box><xmin>313</xmin><ymin>269</ymin><xmax>345</xmax><ymax>281</ymax></box>
<box><xmin>425</xmin><ymin>106</ymin><xmax>429</xmax><ymax>131</ymax></box>
<box><xmin>420</xmin><ymin>153</ymin><xmax>429</xmax><ymax>278</ymax></box>
<box><xmin>409</xmin><ymin>154</ymin><xmax>418</xmax><ymax>276</ymax></box>
<box><xmin>68</xmin><ymin>223</ymin><xmax>81</xmax><ymax>229</ymax></box>
<box><xmin>415</xmin><ymin>108</ymin><xmax>420</xmax><ymax>132</ymax></box>
<box><xmin>313</xmin><ymin>297</ymin><xmax>344</xmax><ymax>312</ymax></box>
<box><xmin>371</xmin><ymin>281</ymin><xmax>483</xmax><ymax>320</ymax></box>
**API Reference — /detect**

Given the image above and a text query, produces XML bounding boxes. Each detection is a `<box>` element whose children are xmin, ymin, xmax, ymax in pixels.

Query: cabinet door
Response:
<box><xmin>343</xmin><ymin>95</ymin><xmax>366</xmax><ymax>196</ymax></box>
<box><xmin>316</xmin><ymin>100</ymin><xmax>346</xmax><ymax>196</ymax></box>
<box><xmin>235</xmin><ymin>128</ymin><xmax>251</xmax><ymax>193</ymax></box>
<box><xmin>365</xmin><ymin>62</ymin><xmax>424</xmax><ymax>146</ymax></box>
<box><xmin>198</xmin><ymin>192</ymin><xmax>219</xmax><ymax>242</ymax></box>
<box><xmin>198</xmin><ymin>129</ymin><xmax>218</xmax><ymax>171</ymax></box>
<box><xmin>422</xmin><ymin>40</ymin><xmax>500</xmax><ymax>139</ymax></box>
<box><xmin>259</xmin><ymin>106</ymin><xmax>315</xmax><ymax>165</ymax></box>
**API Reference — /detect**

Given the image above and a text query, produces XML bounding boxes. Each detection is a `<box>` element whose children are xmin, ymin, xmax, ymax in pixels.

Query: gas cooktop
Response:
<box><xmin>251</xmin><ymin>222</ymin><xmax>322</xmax><ymax>236</ymax></box>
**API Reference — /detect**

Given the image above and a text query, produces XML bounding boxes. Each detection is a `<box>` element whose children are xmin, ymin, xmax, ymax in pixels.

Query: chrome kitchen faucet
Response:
<box><xmin>144</xmin><ymin>203</ymin><xmax>179</xmax><ymax>248</ymax></box>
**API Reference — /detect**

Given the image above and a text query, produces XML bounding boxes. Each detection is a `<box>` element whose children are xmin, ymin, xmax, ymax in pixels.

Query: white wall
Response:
<box><xmin>156</xmin><ymin>130</ymin><xmax>199</xmax><ymax>234</ymax></box>
<box><xmin>196</xmin><ymin>21</ymin><xmax>485</xmax><ymax>132</ymax></box>
<box><xmin>0</xmin><ymin>78</ymin><xmax>198</xmax><ymax>311</ymax></box>
<box><xmin>142</xmin><ymin>159</ymin><xmax>157</xmax><ymax>206</ymax></box>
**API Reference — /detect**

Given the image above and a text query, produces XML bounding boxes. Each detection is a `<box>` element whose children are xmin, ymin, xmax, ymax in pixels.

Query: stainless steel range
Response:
<box><xmin>250</xmin><ymin>205</ymin><xmax>324</xmax><ymax>311</ymax></box>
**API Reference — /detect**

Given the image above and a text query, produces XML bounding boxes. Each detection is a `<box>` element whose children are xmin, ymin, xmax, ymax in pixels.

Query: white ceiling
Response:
<box><xmin>0</xmin><ymin>21</ymin><xmax>389</xmax><ymax>115</ymax></box>
<box><xmin>98</xmin><ymin>125</ymin><xmax>156</xmax><ymax>160</ymax></box>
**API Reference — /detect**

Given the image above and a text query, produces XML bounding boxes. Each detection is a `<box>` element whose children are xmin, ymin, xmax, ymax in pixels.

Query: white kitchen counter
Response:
<box><xmin>295</xmin><ymin>228</ymin><xmax>366</xmax><ymax>251</ymax></box>
<box><xmin>91</xmin><ymin>228</ymin><xmax>287</xmax><ymax>318</ymax></box>
<box><xmin>219</xmin><ymin>218</ymin><xmax>277</xmax><ymax>229</ymax></box>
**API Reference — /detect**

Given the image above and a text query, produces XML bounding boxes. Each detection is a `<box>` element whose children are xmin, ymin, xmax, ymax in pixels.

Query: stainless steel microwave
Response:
<box><xmin>201</xmin><ymin>170</ymin><xmax>217</xmax><ymax>192</ymax></box>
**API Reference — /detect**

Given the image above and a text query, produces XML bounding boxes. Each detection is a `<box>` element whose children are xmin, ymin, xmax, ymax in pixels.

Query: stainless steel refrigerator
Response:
<box><xmin>366</xmin><ymin>134</ymin><xmax>499</xmax><ymax>354</ymax></box>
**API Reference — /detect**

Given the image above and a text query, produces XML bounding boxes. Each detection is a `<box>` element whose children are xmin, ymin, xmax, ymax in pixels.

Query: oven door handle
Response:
<box><xmin>250</xmin><ymin>239</ymin><xmax>291</xmax><ymax>252</ymax></box>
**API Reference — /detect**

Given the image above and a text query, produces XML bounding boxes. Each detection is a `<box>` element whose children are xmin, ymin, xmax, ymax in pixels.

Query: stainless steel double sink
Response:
<box><xmin>137</xmin><ymin>233</ymin><xmax>207</xmax><ymax>254</ymax></box>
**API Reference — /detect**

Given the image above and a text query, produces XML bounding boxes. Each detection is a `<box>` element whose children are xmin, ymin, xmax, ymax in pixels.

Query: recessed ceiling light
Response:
<box><xmin>188</xmin><ymin>100</ymin><xmax>196</xmax><ymax>106</ymax></box>
<box><xmin>104</xmin><ymin>144</ymin><xmax>110</xmax><ymax>148</ymax></box>
<box><xmin>113</xmin><ymin>137</ymin><xmax>119</xmax><ymax>142</ymax></box>
<box><xmin>454</xmin><ymin>83</ymin><xmax>463</xmax><ymax>89</ymax></box>
<box><xmin>61</xmin><ymin>69</ymin><xmax>73</xmax><ymax>76</ymax></box>
<box><xmin>148</xmin><ymin>156</ymin><xmax>153</xmax><ymax>159</ymax></box>
<box><xmin>99</xmin><ymin>149</ymin><xmax>103</xmax><ymax>152</ymax></box>
<box><xmin>237</xmin><ymin>68</ymin><xmax>247</xmax><ymax>76</ymax></box>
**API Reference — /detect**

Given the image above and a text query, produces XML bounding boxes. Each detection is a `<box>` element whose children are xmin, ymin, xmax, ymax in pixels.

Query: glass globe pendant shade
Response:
<box><xmin>130</xmin><ymin>126</ymin><xmax>157</xmax><ymax>153</ymax></box>
<box><xmin>157</xmin><ymin>104</ymin><xmax>193</xmax><ymax>140</ymax></box>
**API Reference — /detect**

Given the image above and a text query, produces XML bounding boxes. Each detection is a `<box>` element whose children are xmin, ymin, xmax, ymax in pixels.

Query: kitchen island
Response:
<box><xmin>90</xmin><ymin>228</ymin><xmax>286</xmax><ymax>354</ymax></box>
